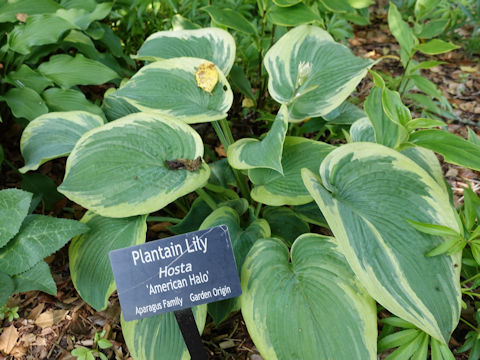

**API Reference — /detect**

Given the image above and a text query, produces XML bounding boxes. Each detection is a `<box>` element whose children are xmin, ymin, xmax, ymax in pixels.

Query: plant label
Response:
<box><xmin>109</xmin><ymin>225</ymin><xmax>242</xmax><ymax>321</ymax></box>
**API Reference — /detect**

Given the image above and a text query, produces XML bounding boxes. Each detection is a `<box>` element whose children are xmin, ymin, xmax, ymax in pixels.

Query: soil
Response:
<box><xmin>1</xmin><ymin>4</ymin><xmax>479</xmax><ymax>360</ymax></box>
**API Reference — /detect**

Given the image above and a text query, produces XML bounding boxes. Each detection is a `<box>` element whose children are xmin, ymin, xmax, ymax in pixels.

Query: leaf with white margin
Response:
<box><xmin>228</xmin><ymin>105</ymin><xmax>288</xmax><ymax>174</ymax></box>
<box><xmin>350</xmin><ymin>117</ymin><xmax>375</xmax><ymax>142</ymax></box>
<box><xmin>121</xmin><ymin>305</ymin><xmax>206</xmax><ymax>360</ymax></box>
<box><xmin>0</xmin><ymin>215</ymin><xmax>89</xmax><ymax>275</ymax></box>
<box><xmin>302</xmin><ymin>143</ymin><xmax>461</xmax><ymax>343</ymax></box>
<box><xmin>58</xmin><ymin>113</ymin><xmax>210</xmax><ymax>218</ymax></box>
<box><xmin>0</xmin><ymin>189</ymin><xmax>32</xmax><ymax>247</ymax></box>
<box><xmin>199</xmin><ymin>206</ymin><xmax>270</xmax><ymax>324</ymax></box>
<box><xmin>248</xmin><ymin>137</ymin><xmax>333</xmax><ymax>206</ymax></box>
<box><xmin>264</xmin><ymin>24</ymin><xmax>373</xmax><ymax>122</ymax></box>
<box><xmin>69</xmin><ymin>212</ymin><xmax>147</xmax><ymax>311</ymax></box>
<box><xmin>20</xmin><ymin>111</ymin><xmax>104</xmax><ymax>173</ymax></box>
<box><xmin>135</xmin><ymin>28</ymin><xmax>235</xmax><ymax>75</ymax></box>
<box><xmin>241</xmin><ymin>234</ymin><xmax>377</xmax><ymax>360</ymax></box>
<box><xmin>103</xmin><ymin>57</ymin><xmax>233</xmax><ymax>124</ymax></box>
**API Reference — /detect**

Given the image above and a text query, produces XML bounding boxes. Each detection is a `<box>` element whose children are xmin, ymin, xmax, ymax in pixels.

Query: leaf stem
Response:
<box><xmin>254</xmin><ymin>202</ymin><xmax>262</xmax><ymax>217</ymax></box>
<box><xmin>174</xmin><ymin>199</ymin><xmax>188</xmax><ymax>214</ymax></box>
<box><xmin>397</xmin><ymin>57</ymin><xmax>412</xmax><ymax>98</ymax></box>
<box><xmin>195</xmin><ymin>188</ymin><xmax>217</xmax><ymax>210</ymax></box>
<box><xmin>460</xmin><ymin>317</ymin><xmax>479</xmax><ymax>332</ymax></box>
<box><xmin>256</xmin><ymin>8</ymin><xmax>267</xmax><ymax>109</ymax></box>
<box><xmin>461</xmin><ymin>272</ymin><xmax>480</xmax><ymax>285</ymax></box>
<box><xmin>146</xmin><ymin>216</ymin><xmax>182</xmax><ymax>224</ymax></box>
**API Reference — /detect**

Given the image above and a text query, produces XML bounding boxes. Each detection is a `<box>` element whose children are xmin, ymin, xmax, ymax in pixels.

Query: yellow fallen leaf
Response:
<box><xmin>242</xmin><ymin>97</ymin><xmax>255</xmax><ymax>108</ymax></box>
<box><xmin>0</xmin><ymin>325</ymin><xmax>19</xmax><ymax>354</ymax></box>
<box><xmin>460</xmin><ymin>65</ymin><xmax>478</xmax><ymax>73</ymax></box>
<box><xmin>195</xmin><ymin>62</ymin><xmax>218</xmax><ymax>94</ymax></box>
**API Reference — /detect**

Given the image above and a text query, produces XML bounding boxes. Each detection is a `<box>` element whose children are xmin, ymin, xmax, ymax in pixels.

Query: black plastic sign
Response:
<box><xmin>109</xmin><ymin>225</ymin><xmax>242</xmax><ymax>321</ymax></box>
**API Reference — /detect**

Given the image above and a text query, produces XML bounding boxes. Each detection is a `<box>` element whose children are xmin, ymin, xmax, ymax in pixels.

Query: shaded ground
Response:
<box><xmin>1</xmin><ymin>4</ymin><xmax>479</xmax><ymax>360</ymax></box>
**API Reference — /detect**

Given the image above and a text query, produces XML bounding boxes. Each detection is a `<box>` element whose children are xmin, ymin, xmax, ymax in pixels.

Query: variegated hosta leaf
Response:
<box><xmin>0</xmin><ymin>215</ymin><xmax>89</xmax><ymax>275</ymax></box>
<box><xmin>262</xmin><ymin>206</ymin><xmax>309</xmax><ymax>246</ymax></box>
<box><xmin>0</xmin><ymin>189</ymin><xmax>32</xmax><ymax>247</ymax></box>
<box><xmin>200</xmin><ymin>206</ymin><xmax>270</xmax><ymax>324</ymax></box>
<box><xmin>69</xmin><ymin>212</ymin><xmax>147</xmax><ymax>311</ymax></box>
<box><xmin>121</xmin><ymin>305</ymin><xmax>207</xmax><ymax>360</ymax></box>
<box><xmin>350</xmin><ymin>117</ymin><xmax>375</xmax><ymax>143</ymax></box>
<box><xmin>20</xmin><ymin>111</ymin><xmax>104</xmax><ymax>173</ymax></box>
<box><xmin>302</xmin><ymin>143</ymin><xmax>461</xmax><ymax>343</ymax></box>
<box><xmin>227</xmin><ymin>105</ymin><xmax>288</xmax><ymax>174</ymax></box>
<box><xmin>241</xmin><ymin>234</ymin><xmax>377</xmax><ymax>360</ymax></box>
<box><xmin>103</xmin><ymin>57</ymin><xmax>233</xmax><ymax>124</ymax></box>
<box><xmin>264</xmin><ymin>24</ymin><xmax>373</xmax><ymax>122</ymax></box>
<box><xmin>135</xmin><ymin>28</ymin><xmax>235</xmax><ymax>75</ymax></box>
<box><xmin>248</xmin><ymin>137</ymin><xmax>333</xmax><ymax>206</ymax></box>
<box><xmin>58</xmin><ymin>113</ymin><xmax>210</xmax><ymax>218</ymax></box>
<box><xmin>364</xmin><ymin>87</ymin><xmax>408</xmax><ymax>149</ymax></box>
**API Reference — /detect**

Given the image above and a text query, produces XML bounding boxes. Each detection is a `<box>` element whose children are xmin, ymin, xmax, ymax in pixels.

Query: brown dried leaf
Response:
<box><xmin>215</xmin><ymin>145</ymin><xmax>227</xmax><ymax>157</ymax></box>
<box><xmin>0</xmin><ymin>325</ymin><xmax>19</xmax><ymax>354</ymax></box>
<box><xmin>27</xmin><ymin>303</ymin><xmax>45</xmax><ymax>320</ymax></box>
<box><xmin>10</xmin><ymin>345</ymin><xmax>26</xmax><ymax>359</ymax></box>
<box><xmin>15</xmin><ymin>13</ymin><xmax>28</xmax><ymax>22</ymax></box>
<box><xmin>35</xmin><ymin>309</ymin><xmax>68</xmax><ymax>328</ymax></box>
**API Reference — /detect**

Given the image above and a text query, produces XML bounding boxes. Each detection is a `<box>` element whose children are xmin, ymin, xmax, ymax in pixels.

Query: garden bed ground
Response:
<box><xmin>1</xmin><ymin>5</ymin><xmax>479</xmax><ymax>360</ymax></box>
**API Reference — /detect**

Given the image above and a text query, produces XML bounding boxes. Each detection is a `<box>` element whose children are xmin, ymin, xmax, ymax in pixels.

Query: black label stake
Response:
<box><xmin>174</xmin><ymin>308</ymin><xmax>208</xmax><ymax>360</ymax></box>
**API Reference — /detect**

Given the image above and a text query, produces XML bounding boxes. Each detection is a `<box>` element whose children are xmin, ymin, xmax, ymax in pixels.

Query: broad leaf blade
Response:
<box><xmin>0</xmin><ymin>0</ymin><xmax>61</xmax><ymax>23</ymax></box>
<box><xmin>4</xmin><ymin>87</ymin><xmax>48</xmax><ymax>121</ymax></box>
<box><xmin>264</xmin><ymin>24</ymin><xmax>373</xmax><ymax>122</ymax></box>
<box><xmin>135</xmin><ymin>28</ymin><xmax>235</xmax><ymax>75</ymax></box>
<box><xmin>200</xmin><ymin>206</ymin><xmax>270</xmax><ymax>324</ymax></box>
<box><xmin>59</xmin><ymin>113</ymin><xmax>210</xmax><ymax>218</ymax></box>
<box><xmin>0</xmin><ymin>272</ymin><xmax>14</xmax><ymax>306</ymax></box>
<box><xmin>5</xmin><ymin>65</ymin><xmax>52</xmax><ymax>93</ymax></box>
<box><xmin>202</xmin><ymin>6</ymin><xmax>257</xmax><ymax>34</ymax></box>
<box><xmin>410</xmin><ymin>129</ymin><xmax>480</xmax><ymax>171</ymax></box>
<box><xmin>228</xmin><ymin>104</ymin><xmax>288</xmax><ymax>173</ymax></box>
<box><xmin>302</xmin><ymin>143</ymin><xmax>461</xmax><ymax>342</ymax></box>
<box><xmin>262</xmin><ymin>206</ymin><xmax>309</xmax><ymax>246</ymax></box>
<box><xmin>0</xmin><ymin>189</ymin><xmax>32</xmax><ymax>247</ymax></box>
<box><xmin>0</xmin><ymin>215</ymin><xmax>89</xmax><ymax>275</ymax></box>
<box><xmin>241</xmin><ymin>235</ymin><xmax>377</xmax><ymax>359</ymax></box>
<box><xmin>13</xmin><ymin>260</ymin><xmax>56</xmax><ymax>295</ymax></box>
<box><xmin>121</xmin><ymin>305</ymin><xmax>207</xmax><ymax>360</ymax></box>
<box><xmin>268</xmin><ymin>3</ymin><xmax>321</xmax><ymax>27</ymax></box>
<box><xmin>104</xmin><ymin>57</ymin><xmax>233</xmax><ymax>123</ymax></box>
<box><xmin>249</xmin><ymin>137</ymin><xmax>333</xmax><ymax>205</ymax></box>
<box><xmin>70</xmin><ymin>212</ymin><xmax>147</xmax><ymax>311</ymax></box>
<box><xmin>42</xmin><ymin>88</ymin><xmax>104</xmax><ymax>117</ymax></box>
<box><xmin>20</xmin><ymin>111</ymin><xmax>104</xmax><ymax>173</ymax></box>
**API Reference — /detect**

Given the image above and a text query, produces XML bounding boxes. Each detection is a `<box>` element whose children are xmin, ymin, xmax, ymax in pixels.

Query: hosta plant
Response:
<box><xmin>15</xmin><ymin>10</ymin><xmax>480</xmax><ymax>360</ymax></box>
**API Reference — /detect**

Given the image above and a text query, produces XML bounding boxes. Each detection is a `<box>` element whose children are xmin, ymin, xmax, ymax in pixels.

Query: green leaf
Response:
<box><xmin>268</xmin><ymin>3</ymin><xmax>321</xmax><ymax>27</ymax></box>
<box><xmin>409</xmin><ymin>75</ymin><xmax>442</xmax><ymax>99</ymax></box>
<box><xmin>4</xmin><ymin>87</ymin><xmax>48</xmax><ymax>121</ymax></box>
<box><xmin>202</xmin><ymin>6</ymin><xmax>257</xmax><ymax>34</ymax></box>
<box><xmin>319</xmin><ymin>0</ymin><xmax>354</xmax><ymax>12</ymax></box>
<box><xmin>264</xmin><ymin>25</ymin><xmax>372</xmax><ymax>122</ymax></box>
<box><xmin>409</xmin><ymin>61</ymin><xmax>445</xmax><ymax>73</ymax></box>
<box><xmin>382</xmin><ymin>317</ymin><xmax>417</xmax><ymax>329</ymax></box>
<box><xmin>406</xmin><ymin>220</ymin><xmax>461</xmax><ymax>238</ymax></box>
<box><xmin>302</xmin><ymin>142</ymin><xmax>461</xmax><ymax>342</ymax></box>
<box><xmin>262</xmin><ymin>206</ymin><xmax>309</xmax><ymax>246</ymax></box>
<box><xmin>385</xmin><ymin>332</ymin><xmax>425</xmax><ymax>360</ymax></box>
<box><xmin>121</xmin><ymin>305</ymin><xmax>207</xmax><ymax>360</ymax></box>
<box><xmin>241</xmin><ymin>235</ymin><xmax>377</xmax><ymax>359</ymax></box>
<box><xmin>378</xmin><ymin>329</ymin><xmax>420</xmax><ymax>352</ymax></box>
<box><xmin>21</xmin><ymin>173</ymin><xmax>64</xmax><ymax>210</ymax></box>
<box><xmin>38</xmin><ymin>54</ymin><xmax>119</xmax><ymax>89</ymax></box>
<box><xmin>323</xmin><ymin>100</ymin><xmax>367</xmax><ymax>125</ymax></box>
<box><xmin>416</xmin><ymin>39</ymin><xmax>459</xmax><ymax>55</ymax></box>
<box><xmin>55</xmin><ymin>2</ymin><xmax>112</xmax><ymax>30</ymax></box>
<box><xmin>59</xmin><ymin>113</ymin><xmax>210</xmax><ymax>218</ymax></box>
<box><xmin>97</xmin><ymin>338</ymin><xmax>112</xmax><ymax>349</ymax></box>
<box><xmin>406</xmin><ymin>93</ymin><xmax>456</xmax><ymax>120</ymax></box>
<box><xmin>292</xmin><ymin>202</ymin><xmax>329</xmax><ymax>227</ymax></box>
<box><xmin>364</xmin><ymin>87</ymin><xmax>408</xmax><ymax>148</ymax></box>
<box><xmin>42</xmin><ymin>88</ymin><xmax>104</xmax><ymax>117</ymax></box>
<box><xmin>410</xmin><ymin>129</ymin><xmax>480</xmax><ymax>171</ymax></box>
<box><xmin>171</xmin><ymin>14</ymin><xmax>201</xmax><ymax>30</ymax></box>
<box><xmin>228</xmin><ymin>104</ymin><xmax>288</xmax><ymax>174</ymax></box>
<box><xmin>406</xmin><ymin>118</ymin><xmax>445</xmax><ymax>132</ymax></box>
<box><xmin>20</xmin><ymin>111</ymin><xmax>104</xmax><ymax>173</ymax></box>
<box><xmin>0</xmin><ymin>189</ymin><xmax>32</xmax><ymax>247</ymax></box>
<box><xmin>70</xmin><ymin>212</ymin><xmax>146</xmax><ymax>311</ymax></box>
<box><xmin>7</xmin><ymin>14</ymin><xmax>75</xmax><ymax>55</ymax></box>
<box><xmin>388</xmin><ymin>3</ymin><xmax>418</xmax><ymax>65</ymax></box>
<box><xmin>0</xmin><ymin>0</ymin><xmax>61</xmax><ymax>23</ymax></box>
<box><xmin>0</xmin><ymin>214</ymin><xmax>89</xmax><ymax>275</ymax></box>
<box><xmin>350</xmin><ymin>117</ymin><xmax>375</xmax><ymax>142</ymax></box>
<box><xmin>430</xmin><ymin>337</ymin><xmax>454</xmax><ymax>360</ymax></box>
<box><xmin>464</xmin><ymin>185</ymin><xmax>480</xmax><ymax>230</ymax></box>
<box><xmin>0</xmin><ymin>272</ymin><xmax>14</xmax><ymax>306</ymax></box>
<box><xmin>382</xmin><ymin>87</ymin><xmax>412</xmax><ymax>127</ymax></box>
<box><xmin>249</xmin><ymin>137</ymin><xmax>333</xmax><ymax>206</ymax></box>
<box><xmin>5</xmin><ymin>65</ymin><xmax>52</xmax><ymax>93</ymax></box>
<box><xmin>229</xmin><ymin>64</ymin><xmax>255</xmax><ymax>102</ymax></box>
<box><xmin>414</xmin><ymin>0</ymin><xmax>437</xmax><ymax>19</ymax></box>
<box><xmin>12</xmin><ymin>260</ymin><xmax>56</xmax><ymax>295</ymax></box>
<box><xmin>103</xmin><ymin>58</ymin><xmax>233</xmax><ymax>124</ymax></box>
<box><xmin>272</xmin><ymin>0</ymin><xmax>302</xmax><ymax>7</ymax></box>
<box><xmin>425</xmin><ymin>238</ymin><xmax>462</xmax><ymax>257</ymax></box>
<box><xmin>0</xmin><ymin>145</ymin><xmax>4</xmax><ymax>166</ymax></box>
<box><xmin>135</xmin><ymin>27</ymin><xmax>235</xmax><ymax>75</ymax></box>
<box><xmin>200</xmin><ymin>206</ymin><xmax>270</xmax><ymax>324</ymax></box>
<box><xmin>468</xmin><ymin>128</ymin><xmax>480</xmax><ymax>146</ymax></box>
